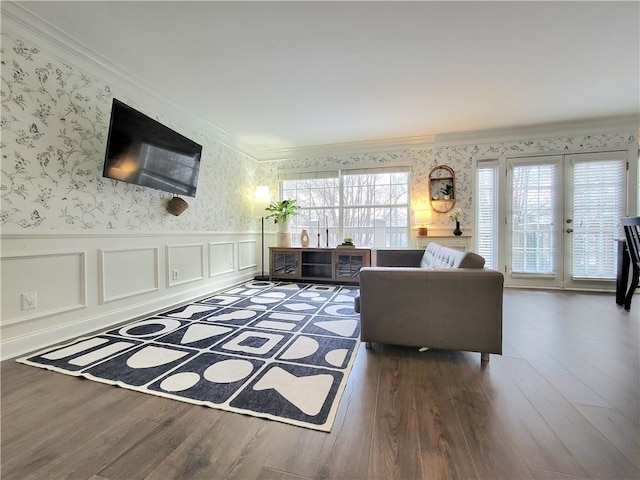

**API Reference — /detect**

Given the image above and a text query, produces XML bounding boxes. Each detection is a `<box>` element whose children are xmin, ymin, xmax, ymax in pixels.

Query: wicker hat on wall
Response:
<box><xmin>167</xmin><ymin>196</ymin><xmax>189</xmax><ymax>216</ymax></box>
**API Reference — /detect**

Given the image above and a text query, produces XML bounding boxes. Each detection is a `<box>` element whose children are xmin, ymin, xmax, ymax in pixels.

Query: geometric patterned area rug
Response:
<box><xmin>17</xmin><ymin>281</ymin><xmax>360</xmax><ymax>432</ymax></box>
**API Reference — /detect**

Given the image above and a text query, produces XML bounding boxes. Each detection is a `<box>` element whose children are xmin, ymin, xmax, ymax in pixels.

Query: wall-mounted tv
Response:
<box><xmin>103</xmin><ymin>99</ymin><xmax>202</xmax><ymax>197</ymax></box>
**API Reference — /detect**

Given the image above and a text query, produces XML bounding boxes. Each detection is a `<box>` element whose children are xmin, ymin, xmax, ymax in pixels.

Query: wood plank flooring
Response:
<box><xmin>2</xmin><ymin>289</ymin><xmax>638</xmax><ymax>480</ymax></box>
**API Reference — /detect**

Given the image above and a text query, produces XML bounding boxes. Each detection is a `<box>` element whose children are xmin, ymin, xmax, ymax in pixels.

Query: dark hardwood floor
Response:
<box><xmin>2</xmin><ymin>289</ymin><xmax>638</xmax><ymax>480</ymax></box>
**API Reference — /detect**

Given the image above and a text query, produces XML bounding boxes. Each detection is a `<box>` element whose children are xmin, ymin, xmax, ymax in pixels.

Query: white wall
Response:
<box><xmin>0</xmin><ymin>19</ymin><xmax>266</xmax><ymax>359</ymax></box>
<box><xmin>0</xmin><ymin>231</ymin><xmax>270</xmax><ymax>359</ymax></box>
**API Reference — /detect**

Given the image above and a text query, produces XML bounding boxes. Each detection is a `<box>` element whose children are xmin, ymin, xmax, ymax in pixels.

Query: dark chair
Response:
<box><xmin>621</xmin><ymin>216</ymin><xmax>640</xmax><ymax>311</ymax></box>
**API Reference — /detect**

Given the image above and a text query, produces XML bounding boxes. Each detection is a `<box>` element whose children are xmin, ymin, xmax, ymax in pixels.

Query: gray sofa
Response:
<box><xmin>355</xmin><ymin>242</ymin><xmax>504</xmax><ymax>361</ymax></box>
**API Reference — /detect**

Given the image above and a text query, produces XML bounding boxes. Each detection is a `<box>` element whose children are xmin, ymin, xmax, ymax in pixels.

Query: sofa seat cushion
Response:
<box><xmin>420</xmin><ymin>242</ymin><xmax>485</xmax><ymax>269</ymax></box>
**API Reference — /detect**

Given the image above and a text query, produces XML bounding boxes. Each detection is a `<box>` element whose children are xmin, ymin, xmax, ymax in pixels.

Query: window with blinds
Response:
<box><xmin>571</xmin><ymin>157</ymin><xmax>627</xmax><ymax>279</ymax></box>
<box><xmin>476</xmin><ymin>163</ymin><xmax>498</xmax><ymax>270</ymax></box>
<box><xmin>280</xmin><ymin>167</ymin><xmax>409</xmax><ymax>248</ymax></box>
<box><xmin>511</xmin><ymin>163</ymin><xmax>557</xmax><ymax>274</ymax></box>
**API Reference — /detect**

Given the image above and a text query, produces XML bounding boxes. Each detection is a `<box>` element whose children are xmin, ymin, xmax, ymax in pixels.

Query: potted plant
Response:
<box><xmin>265</xmin><ymin>199</ymin><xmax>300</xmax><ymax>233</ymax></box>
<box><xmin>440</xmin><ymin>184</ymin><xmax>454</xmax><ymax>200</ymax></box>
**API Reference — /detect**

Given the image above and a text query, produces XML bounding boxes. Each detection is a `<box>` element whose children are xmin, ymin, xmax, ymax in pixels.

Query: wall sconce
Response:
<box><xmin>414</xmin><ymin>209</ymin><xmax>432</xmax><ymax>237</ymax></box>
<box><xmin>253</xmin><ymin>186</ymin><xmax>271</xmax><ymax>281</ymax></box>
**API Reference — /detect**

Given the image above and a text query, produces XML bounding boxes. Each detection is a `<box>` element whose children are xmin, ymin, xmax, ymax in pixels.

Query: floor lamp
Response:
<box><xmin>254</xmin><ymin>186</ymin><xmax>271</xmax><ymax>281</ymax></box>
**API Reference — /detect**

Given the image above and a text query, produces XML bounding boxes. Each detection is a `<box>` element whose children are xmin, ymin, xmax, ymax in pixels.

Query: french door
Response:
<box><xmin>506</xmin><ymin>152</ymin><xmax>627</xmax><ymax>289</ymax></box>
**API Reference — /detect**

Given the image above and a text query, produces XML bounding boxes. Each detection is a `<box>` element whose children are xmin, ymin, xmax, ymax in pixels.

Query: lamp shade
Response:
<box><xmin>414</xmin><ymin>209</ymin><xmax>432</xmax><ymax>226</ymax></box>
<box><xmin>414</xmin><ymin>209</ymin><xmax>432</xmax><ymax>237</ymax></box>
<box><xmin>253</xmin><ymin>186</ymin><xmax>271</xmax><ymax>217</ymax></box>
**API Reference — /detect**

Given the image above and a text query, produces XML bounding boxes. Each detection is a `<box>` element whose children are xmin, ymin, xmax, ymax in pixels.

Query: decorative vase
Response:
<box><xmin>276</xmin><ymin>232</ymin><xmax>291</xmax><ymax>247</ymax></box>
<box><xmin>453</xmin><ymin>221</ymin><xmax>462</xmax><ymax>236</ymax></box>
<box><xmin>277</xmin><ymin>217</ymin><xmax>291</xmax><ymax>233</ymax></box>
<box><xmin>277</xmin><ymin>218</ymin><xmax>292</xmax><ymax>247</ymax></box>
<box><xmin>300</xmin><ymin>229</ymin><xmax>310</xmax><ymax>247</ymax></box>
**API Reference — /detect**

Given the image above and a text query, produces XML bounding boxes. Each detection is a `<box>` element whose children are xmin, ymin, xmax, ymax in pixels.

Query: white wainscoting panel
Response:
<box><xmin>1</xmin><ymin>250</ymin><xmax>86</xmax><ymax>325</ymax></box>
<box><xmin>1</xmin><ymin>231</ymin><xmax>259</xmax><ymax>360</ymax></box>
<box><xmin>238</xmin><ymin>240</ymin><xmax>258</xmax><ymax>270</ymax></box>
<box><xmin>166</xmin><ymin>243</ymin><xmax>205</xmax><ymax>287</ymax></box>
<box><xmin>99</xmin><ymin>247</ymin><xmax>159</xmax><ymax>303</ymax></box>
<box><xmin>209</xmin><ymin>241</ymin><xmax>235</xmax><ymax>277</ymax></box>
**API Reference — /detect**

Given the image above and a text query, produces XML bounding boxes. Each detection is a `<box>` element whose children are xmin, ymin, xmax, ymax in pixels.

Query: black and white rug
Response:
<box><xmin>17</xmin><ymin>281</ymin><xmax>361</xmax><ymax>432</ymax></box>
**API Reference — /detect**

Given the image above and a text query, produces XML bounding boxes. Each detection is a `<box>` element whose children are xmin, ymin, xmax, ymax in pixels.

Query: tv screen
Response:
<box><xmin>103</xmin><ymin>99</ymin><xmax>202</xmax><ymax>197</ymax></box>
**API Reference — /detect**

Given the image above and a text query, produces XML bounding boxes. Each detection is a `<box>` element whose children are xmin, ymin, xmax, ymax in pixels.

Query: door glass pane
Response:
<box><xmin>572</xmin><ymin>158</ymin><xmax>626</xmax><ymax>279</ymax></box>
<box><xmin>336</xmin><ymin>254</ymin><xmax>364</xmax><ymax>278</ymax></box>
<box><xmin>511</xmin><ymin>164</ymin><xmax>557</xmax><ymax>274</ymax></box>
<box><xmin>273</xmin><ymin>252</ymin><xmax>297</xmax><ymax>276</ymax></box>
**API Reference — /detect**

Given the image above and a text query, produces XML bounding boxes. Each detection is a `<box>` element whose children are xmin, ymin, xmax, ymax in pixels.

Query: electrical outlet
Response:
<box><xmin>21</xmin><ymin>292</ymin><xmax>37</xmax><ymax>310</ymax></box>
<box><xmin>172</xmin><ymin>269</ymin><xmax>179</xmax><ymax>281</ymax></box>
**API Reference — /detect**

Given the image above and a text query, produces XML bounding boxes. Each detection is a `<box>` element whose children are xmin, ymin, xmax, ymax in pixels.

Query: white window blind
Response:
<box><xmin>476</xmin><ymin>163</ymin><xmax>498</xmax><ymax>269</ymax></box>
<box><xmin>571</xmin><ymin>157</ymin><xmax>626</xmax><ymax>279</ymax></box>
<box><xmin>511</xmin><ymin>163</ymin><xmax>557</xmax><ymax>274</ymax></box>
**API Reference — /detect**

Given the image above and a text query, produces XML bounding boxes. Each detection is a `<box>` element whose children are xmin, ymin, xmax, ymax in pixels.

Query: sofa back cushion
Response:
<box><xmin>420</xmin><ymin>242</ymin><xmax>485</xmax><ymax>269</ymax></box>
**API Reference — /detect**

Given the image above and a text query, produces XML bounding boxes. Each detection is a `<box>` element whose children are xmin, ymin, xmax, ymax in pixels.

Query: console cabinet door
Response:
<box><xmin>270</xmin><ymin>249</ymin><xmax>301</xmax><ymax>279</ymax></box>
<box><xmin>334</xmin><ymin>251</ymin><xmax>369</xmax><ymax>282</ymax></box>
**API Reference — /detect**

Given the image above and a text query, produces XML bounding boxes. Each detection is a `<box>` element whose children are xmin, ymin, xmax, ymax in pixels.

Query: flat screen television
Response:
<box><xmin>102</xmin><ymin>99</ymin><xmax>202</xmax><ymax>197</ymax></box>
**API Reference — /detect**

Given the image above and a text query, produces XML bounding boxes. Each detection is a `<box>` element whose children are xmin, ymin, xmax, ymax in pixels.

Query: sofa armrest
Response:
<box><xmin>359</xmin><ymin>267</ymin><xmax>504</xmax><ymax>354</ymax></box>
<box><xmin>375</xmin><ymin>249</ymin><xmax>424</xmax><ymax>267</ymax></box>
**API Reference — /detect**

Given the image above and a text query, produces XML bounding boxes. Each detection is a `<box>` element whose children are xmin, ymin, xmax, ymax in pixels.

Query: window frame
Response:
<box><xmin>279</xmin><ymin>165</ymin><xmax>411</xmax><ymax>248</ymax></box>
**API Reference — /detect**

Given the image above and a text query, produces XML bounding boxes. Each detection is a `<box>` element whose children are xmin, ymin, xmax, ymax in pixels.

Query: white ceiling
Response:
<box><xmin>10</xmin><ymin>1</ymin><xmax>640</xmax><ymax>157</ymax></box>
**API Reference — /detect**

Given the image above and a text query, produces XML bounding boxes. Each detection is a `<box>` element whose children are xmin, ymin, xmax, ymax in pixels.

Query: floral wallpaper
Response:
<box><xmin>1</xmin><ymin>32</ymin><xmax>257</xmax><ymax>232</ymax></box>
<box><xmin>3</xmin><ymin>29</ymin><xmax>634</xmax><ymax>235</ymax></box>
<box><xmin>259</xmin><ymin>133</ymin><xmax>636</xmax><ymax>230</ymax></box>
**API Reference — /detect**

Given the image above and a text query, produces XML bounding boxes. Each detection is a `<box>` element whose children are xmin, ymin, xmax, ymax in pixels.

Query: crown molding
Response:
<box><xmin>254</xmin><ymin>114</ymin><xmax>639</xmax><ymax>162</ymax></box>
<box><xmin>2</xmin><ymin>1</ymin><xmax>637</xmax><ymax>164</ymax></box>
<box><xmin>0</xmin><ymin>1</ymin><xmax>261</xmax><ymax>161</ymax></box>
